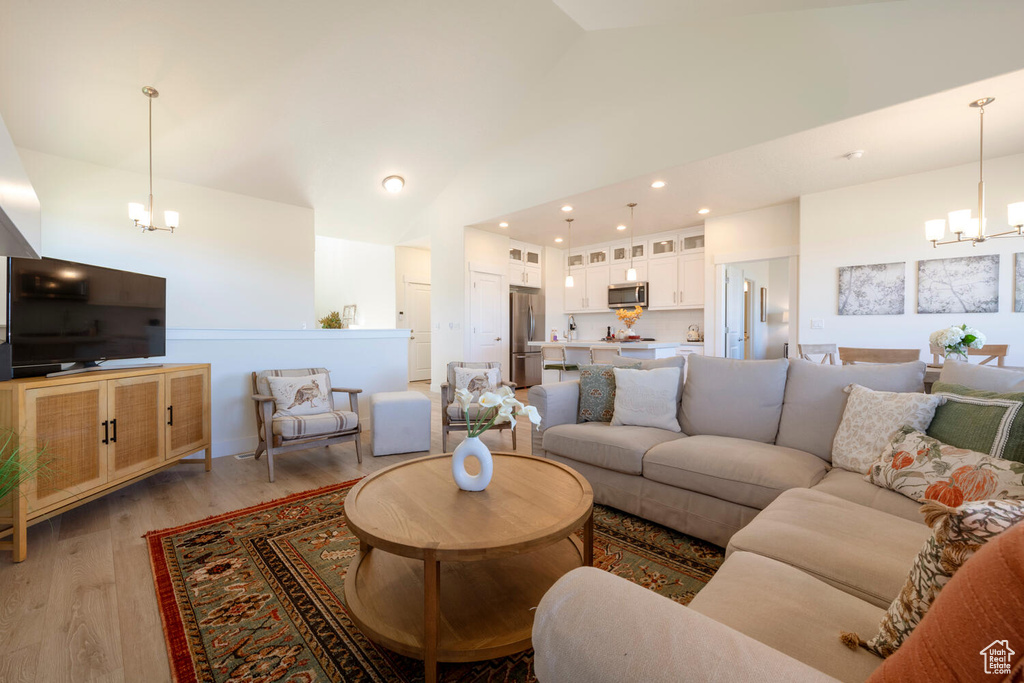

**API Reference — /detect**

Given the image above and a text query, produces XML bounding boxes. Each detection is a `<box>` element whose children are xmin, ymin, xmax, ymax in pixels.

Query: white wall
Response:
<box><xmin>704</xmin><ymin>201</ymin><xmax>800</xmax><ymax>356</ymax></box>
<box><xmin>314</xmin><ymin>236</ymin><xmax>396</xmax><ymax>329</ymax></box>
<box><xmin>0</xmin><ymin>114</ymin><xmax>40</xmax><ymax>258</ymax></box>
<box><xmin>767</xmin><ymin>258</ymin><xmax>791</xmax><ymax>359</ymax></box>
<box><xmin>19</xmin><ymin>148</ymin><xmax>316</xmax><ymax>329</ymax></box>
<box><xmin>800</xmin><ymin>152</ymin><xmax>1024</xmax><ymax>366</ymax></box>
<box><xmin>395</xmin><ymin>245</ymin><xmax>431</xmax><ymax>327</ymax></box>
<box><xmin>543</xmin><ymin>246</ymin><xmax>565</xmax><ymax>341</ymax></box>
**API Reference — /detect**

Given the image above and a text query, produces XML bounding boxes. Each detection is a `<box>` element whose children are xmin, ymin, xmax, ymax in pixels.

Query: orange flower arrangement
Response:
<box><xmin>616</xmin><ymin>305</ymin><xmax>643</xmax><ymax>329</ymax></box>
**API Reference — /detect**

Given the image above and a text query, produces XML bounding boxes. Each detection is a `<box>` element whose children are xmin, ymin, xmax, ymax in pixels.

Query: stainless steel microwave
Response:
<box><xmin>608</xmin><ymin>282</ymin><xmax>648</xmax><ymax>309</ymax></box>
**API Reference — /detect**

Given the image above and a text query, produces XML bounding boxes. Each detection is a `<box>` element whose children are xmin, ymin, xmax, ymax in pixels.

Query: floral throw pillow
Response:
<box><xmin>867</xmin><ymin>427</ymin><xmax>1024</xmax><ymax>505</ymax></box>
<box><xmin>831</xmin><ymin>384</ymin><xmax>945</xmax><ymax>474</ymax></box>
<box><xmin>454</xmin><ymin>366</ymin><xmax>500</xmax><ymax>402</ymax></box>
<box><xmin>842</xmin><ymin>498</ymin><xmax>1024</xmax><ymax>657</ymax></box>
<box><xmin>577</xmin><ymin>363</ymin><xmax>640</xmax><ymax>423</ymax></box>
<box><xmin>267</xmin><ymin>373</ymin><xmax>331</xmax><ymax>417</ymax></box>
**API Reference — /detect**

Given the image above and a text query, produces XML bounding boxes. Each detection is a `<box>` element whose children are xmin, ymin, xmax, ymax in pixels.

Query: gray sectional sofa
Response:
<box><xmin>529</xmin><ymin>354</ymin><xmax>927</xmax><ymax>547</ymax></box>
<box><xmin>528</xmin><ymin>358</ymin><xmax>1024</xmax><ymax>682</ymax></box>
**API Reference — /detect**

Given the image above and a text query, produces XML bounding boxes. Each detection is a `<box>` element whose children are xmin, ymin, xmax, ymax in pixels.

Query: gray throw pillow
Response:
<box><xmin>578</xmin><ymin>363</ymin><xmax>640</xmax><ymax>422</ymax></box>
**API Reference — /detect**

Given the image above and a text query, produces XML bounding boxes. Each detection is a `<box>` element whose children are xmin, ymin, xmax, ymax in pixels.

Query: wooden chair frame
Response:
<box><xmin>798</xmin><ymin>343</ymin><xmax>838</xmax><ymax>365</ymax></box>
<box><xmin>440</xmin><ymin>362</ymin><xmax>516</xmax><ymax>452</ymax></box>
<box><xmin>930</xmin><ymin>344</ymin><xmax>1008</xmax><ymax>367</ymax></box>
<box><xmin>838</xmin><ymin>347</ymin><xmax>921</xmax><ymax>365</ymax></box>
<box><xmin>251</xmin><ymin>371</ymin><xmax>363</xmax><ymax>482</ymax></box>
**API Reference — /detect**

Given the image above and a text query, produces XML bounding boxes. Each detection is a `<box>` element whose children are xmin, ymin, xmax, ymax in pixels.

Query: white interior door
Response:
<box><xmin>405</xmin><ymin>281</ymin><xmax>431</xmax><ymax>382</ymax></box>
<box><xmin>725</xmin><ymin>265</ymin><xmax>745</xmax><ymax>359</ymax></box>
<box><xmin>470</xmin><ymin>269</ymin><xmax>505</xmax><ymax>364</ymax></box>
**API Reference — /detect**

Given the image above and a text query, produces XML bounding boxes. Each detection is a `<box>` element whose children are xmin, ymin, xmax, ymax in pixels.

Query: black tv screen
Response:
<box><xmin>7</xmin><ymin>257</ymin><xmax>166</xmax><ymax>367</ymax></box>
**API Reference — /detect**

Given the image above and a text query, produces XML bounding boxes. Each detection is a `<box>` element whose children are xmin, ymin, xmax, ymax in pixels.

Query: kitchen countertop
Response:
<box><xmin>527</xmin><ymin>340</ymin><xmax>703</xmax><ymax>349</ymax></box>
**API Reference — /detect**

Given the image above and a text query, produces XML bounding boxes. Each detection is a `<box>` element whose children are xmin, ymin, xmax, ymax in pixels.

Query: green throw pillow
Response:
<box><xmin>578</xmin><ymin>363</ymin><xmax>640</xmax><ymax>423</ymax></box>
<box><xmin>928</xmin><ymin>382</ymin><xmax>1024</xmax><ymax>463</ymax></box>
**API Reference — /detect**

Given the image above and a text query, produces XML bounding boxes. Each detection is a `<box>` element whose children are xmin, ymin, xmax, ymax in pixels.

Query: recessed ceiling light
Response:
<box><xmin>651</xmin><ymin>180</ymin><xmax>666</xmax><ymax>189</ymax></box>
<box><xmin>843</xmin><ymin>150</ymin><xmax>865</xmax><ymax>161</ymax></box>
<box><xmin>616</xmin><ymin>224</ymin><xmax>627</xmax><ymax>231</ymax></box>
<box><xmin>554</xmin><ymin>237</ymin><xmax>563</xmax><ymax>243</ymax></box>
<box><xmin>499</xmin><ymin>222</ymin><xmax>509</xmax><ymax>228</ymax></box>
<box><xmin>561</xmin><ymin>205</ymin><xmax>573</xmax><ymax>212</ymax></box>
<box><xmin>382</xmin><ymin>175</ymin><xmax>405</xmax><ymax>193</ymax></box>
<box><xmin>697</xmin><ymin>208</ymin><xmax>710</xmax><ymax>215</ymax></box>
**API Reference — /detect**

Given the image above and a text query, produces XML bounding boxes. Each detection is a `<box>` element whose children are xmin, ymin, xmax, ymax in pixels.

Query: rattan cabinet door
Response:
<box><xmin>23</xmin><ymin>381</ymin><xmax>108</xmax><ymax>511</ymax></box>
<box><xmin>107</xmin><ymin>375</ymin><xmax>165</xmax><ymax>480</ymax></box>
<box><xmin>165</xmin><ymin>368</ymin><xmax>210</xmax><ymax>459</ymax></box>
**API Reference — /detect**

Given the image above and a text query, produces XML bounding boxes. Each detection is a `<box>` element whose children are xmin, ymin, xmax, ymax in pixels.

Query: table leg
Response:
<box><xmin>584</xmin><ymin>508</ymin><xmax>594</xmax><ymax>567</ymax></box>
<box><xmin>424</xmin><ymin>550</ymin><xmax>440</xmax><ymax>683</ymax></box>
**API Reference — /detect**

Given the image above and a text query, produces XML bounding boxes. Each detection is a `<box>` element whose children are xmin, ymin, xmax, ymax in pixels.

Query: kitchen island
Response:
<box><xmin>527</xmin><ymin>340</ymin><xmax>703</xmax><ymax>361</ymax></box>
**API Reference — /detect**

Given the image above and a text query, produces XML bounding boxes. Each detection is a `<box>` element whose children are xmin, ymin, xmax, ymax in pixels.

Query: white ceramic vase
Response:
<box><xmin>451</xmin><ymin>436</ymin><xmax>494</xmax><ymax>492</ymax></box>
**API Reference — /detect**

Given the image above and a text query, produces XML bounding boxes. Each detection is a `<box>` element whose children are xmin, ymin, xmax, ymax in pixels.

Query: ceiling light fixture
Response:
<box><xmin>926</xmin><ymin>98</ymin><xmax>1023</xmax><ymax>247</ymax></box>
<box><xmin>382</xmin><ymin>175</ymin><xmax>405</xmax><ymax>193</ymax></box>
<box><xmin>499</xmin><ymin>221</ymin><xmax>509</xmax><ymax>228</ymax></box>
<box><xmin>554</xmin><ymin>237</ymin><xmax>563</xmax><ymax>243</ymax></box>
<box><xmin>625</xmin><ymin>202</ymin><xmax>638</xmax><ymax>282</ymax></box>
<box><xmin>128</xmin><ymin>86</ymin><xmax>178</xmax><ymax>233</ymax></box>
<box><xmin>650</xmin><ymin>180</ymin><xmax>666</xmax><ymax>189</ymax></box>
<box><xmin>564</xmin><ymin>218</ymin><xmax>575</xmax><ymax>287</ymax></box>
<box><xmin>616</xmin><ymin>224</ymin><xmax>627</xmax><ymax>231</ymax></box>
<box><xmin>697</xmin><ymin>208</ymin><xmax>710</xmax><ymax>215</ymax></box>
<box><xmin>843</xmin><ymin>150</ymin><xmax>865</xmax><ymax>161</ymax></box>
<box><xmin>561</xmin><ymin>205</ymin><xmax>573</xmax><ymax>212</ymax></box>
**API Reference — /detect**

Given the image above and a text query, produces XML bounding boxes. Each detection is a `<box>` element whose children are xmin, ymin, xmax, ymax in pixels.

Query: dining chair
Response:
<box><xmin>590</xmin><ymin>346</ymin><xmax>621</xmax><ymax>364</ymax></box>
<box><xmin>839</xmin><ymin>347</ymin><xmax>921</xmax><ymax>365</ymax></box>
<box><xmin>930</xmin><ymin>343</ymin><xmax>1009</xmax><ymax>367</ymax></box>
<box><xmin>798</xmin><ymin>343</ymin><xmax>838</xmax><ymax>365</ymax></box>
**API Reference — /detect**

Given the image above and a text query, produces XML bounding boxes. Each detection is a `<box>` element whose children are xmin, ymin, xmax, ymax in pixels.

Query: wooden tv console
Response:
<box><xmin>0</xmin><ymin>363</ymin><xmax>211</xmax><ymax>562</ymax></box>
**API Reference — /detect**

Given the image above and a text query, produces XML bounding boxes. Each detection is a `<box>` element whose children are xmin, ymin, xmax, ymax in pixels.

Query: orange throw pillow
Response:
<box><xmin>868</xmin><ymin>521</ymin><xmax>1024</xmax><ymax>682</ymax></box>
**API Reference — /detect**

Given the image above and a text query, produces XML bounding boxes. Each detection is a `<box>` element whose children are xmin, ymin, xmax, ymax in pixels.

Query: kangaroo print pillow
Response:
<box><xmin>268</xmin><ymin>373</ymin><xmax>332</xmax><ymax>417</ymax></box>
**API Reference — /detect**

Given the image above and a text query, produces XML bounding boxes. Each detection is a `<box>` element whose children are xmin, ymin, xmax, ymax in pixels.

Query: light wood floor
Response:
<box><xmin>0</xmin><ymin>382</ymin><xmax>534</xmax><ymax>683</ymax></box>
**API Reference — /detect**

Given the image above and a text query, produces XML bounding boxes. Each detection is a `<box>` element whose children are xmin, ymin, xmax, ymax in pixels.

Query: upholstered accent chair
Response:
<box><xmin>440</xmin><ymin>361</ymin><xmax>516</xmax><ymax>452</ymax></box>
<box><xmin>251</xmin><ymin>367</ymin><xmax>362</xmax><ymax>481</ymax></box>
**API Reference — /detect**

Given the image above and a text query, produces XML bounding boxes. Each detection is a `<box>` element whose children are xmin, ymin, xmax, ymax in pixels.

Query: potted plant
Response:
<box><xmin>0</xmin><ymin>431</ymin><xmax>48</xmax><ymax>507</ymax></box>
<box><xmin>450</xmin><ymin>387</ymin><xmax>541</xmax><ymax>491</ymax></box>
<box><xmin>616</xmin><ymin>305</ymin><xmax>643</xmax><ymax>339</ymax></box>
<box><xmin>318</xmin><ymin>311</ymin><xmax>342</xmax><ymax>329</ymax></box>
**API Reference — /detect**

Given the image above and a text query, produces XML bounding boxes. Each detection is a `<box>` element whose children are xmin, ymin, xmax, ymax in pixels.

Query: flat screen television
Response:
<box><xmin>7</xmin><ymin>257</ymin><xmax>166</xmax><ymax>371</ymax></box>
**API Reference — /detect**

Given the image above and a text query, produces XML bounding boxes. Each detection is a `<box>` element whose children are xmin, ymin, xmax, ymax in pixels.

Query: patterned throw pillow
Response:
<box><xmin>831</xmin><ymin>384</ymin><xmax>945</xmax><ymax>474</ymax></box>
<box><xmin>454</xmin><ymin>366</ymin><xmax>500</xmax><ymax>402</ymax></box>
<box><xmin>267</xmin><ymin>373</ymin><xmax>331</xmax><ymax>417</ymax></box>
<box><xmin>928</xmin><ymin>382</ymin><xmax>1024</xmax><ymax>463</ymax></box>
<box><xmin>843</xmin><ymin>498</ymin><xmax>1024</xmax><ymax>658</ymax></box>
<box><xmin>867</xmin><ymin>427</ymin><xmax>1024</xmax><ymax>504</ymax></box>
<box><xmin>577</xmin><ymin>363</ymin><xmax>640</xmax><ymax>422</ymax></box>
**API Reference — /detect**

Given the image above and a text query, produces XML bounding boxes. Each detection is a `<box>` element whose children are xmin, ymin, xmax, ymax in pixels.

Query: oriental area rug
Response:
<box><xmin>146</xmin><ymin>478</ymin><xmax>724</xmax><ymax>683</ymax></box>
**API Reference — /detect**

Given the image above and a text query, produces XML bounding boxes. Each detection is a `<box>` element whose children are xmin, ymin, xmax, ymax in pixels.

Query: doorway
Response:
<box><xmin>743</xmin><ymin>278</ymin><xmax>754</xmax><ymax>360</ymax></box>
<box><xmin>718</xmin><ymin>256</ymin><xmax>795</xmax><ymax>360</ymax></box>
<box><xmin>405</xmin><ymin>281</ymin><xmax>431</xmax><ymax>382</ymax></box>
<box><xmin>469</xmin><ymin>268</ymin><xmax>506</xmax><ymax>364</ymax></box>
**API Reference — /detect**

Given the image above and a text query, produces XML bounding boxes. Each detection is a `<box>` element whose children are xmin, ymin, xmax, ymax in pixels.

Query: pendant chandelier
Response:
<box><xmin>564</xmin><ymin>218</ymin><xmax>575</xmax><ymax>287</ymax></box>
<box><xmin>128</xmin><ymin>86</ymin><xmax>179</xmax><ymax>233</ymax></box>
<box><xmin>625</xmin><ymin>202</ymin><xmax>638</xmax><ymax>282</ymax></box>
<box><xmin>925</xmin><ymin>97</ymin><xmax>1023</xmax><ymax>247</ymax></box>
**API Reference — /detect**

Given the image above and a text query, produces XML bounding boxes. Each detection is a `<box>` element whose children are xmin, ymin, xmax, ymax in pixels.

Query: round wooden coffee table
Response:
<box><xmin>344</xmin><ymin>452</ymin><xmax>593</xmax><ymax>683</ymax></box>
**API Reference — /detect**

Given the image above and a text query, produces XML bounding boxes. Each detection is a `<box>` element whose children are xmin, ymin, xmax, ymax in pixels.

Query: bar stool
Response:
<box><xmin>590</xmin><ymin>346</ymin><xmax>621</xmax><ymax>364</ymax></box>
<box><xmin>542</xmin><ymin>345</ymin><xmax>576</xmax><ymax>381</ymax></box>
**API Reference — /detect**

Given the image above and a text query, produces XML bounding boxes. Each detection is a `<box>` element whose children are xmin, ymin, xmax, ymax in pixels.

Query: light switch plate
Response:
<box><xmin>810</xmin><ymin>318</ymin><xmax>824</xmax><ymax>330</ymax></box>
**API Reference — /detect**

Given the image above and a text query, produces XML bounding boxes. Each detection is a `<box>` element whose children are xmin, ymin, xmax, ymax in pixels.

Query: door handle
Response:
<box><xmin>110</xmin><ymin>418</ymin><xmax>117</xmax><ymax>443</ymax></box>
<box><xmin>102</xmin><ymin>420</ymin><xmax>109</xmax><ymax>445</ymax></box>
<box><xmin>168</xmin><ymin>405</ymin><xmax>174</xmax><ymax>426</ymax></box>
<box><xmin>495</xmin><ymin>337</ymin><xmax>502</xmax><ymax>341</ymax></box>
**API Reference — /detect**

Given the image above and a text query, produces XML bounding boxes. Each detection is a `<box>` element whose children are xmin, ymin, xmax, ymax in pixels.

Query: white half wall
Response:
<box><xmin>800</xmin><ymin>152</ymin><xmax>1024</xmax><ymax>366</ymax></box>
<box><xmin>18</xmin><ymin>148</ymin><xmax>316</xmax><ymax>330</ymax></box>
<box><xmin>314</xmin><ymin>235</ymin><xmax>397</xmax><ymax>329</ymax></box>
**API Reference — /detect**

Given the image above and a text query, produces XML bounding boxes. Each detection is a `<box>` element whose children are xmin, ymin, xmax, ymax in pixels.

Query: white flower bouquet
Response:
<box><xmin>454</xmin><ymin>385</ymin><xmax>542</xmax><ymax>437</ymax></box>
<box><xmin>929</xmin><ymin>324</ymin><xmax>986</xmax><ymax>361</ymax></box>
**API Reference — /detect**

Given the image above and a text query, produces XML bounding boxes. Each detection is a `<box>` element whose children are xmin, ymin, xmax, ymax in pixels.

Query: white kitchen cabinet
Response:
<box><xmin>585</xmin><ymin>265</ymin><xmax>610</xmax><ymax>310</ymax></box>
<box><xmin>610</xmin><ymin>262</ymin><xmax>647</xmax><ymax>285</ymax></box>
<box><xmin>680</xmin><ymin>253</ymin><xmax>704</xmax><ymax>306</ymax></box>
<box><xmin>509</xmin><ymin>243</ymin><xmax>524</xmax><ymax>264</ymax></box>
<box><xmin>566</xmin><ymin>251</ymin><xmax>585</xmax><ymax>269</ymax></box>
<box><xmin>565</xmin><ymin>269</ymin><xmax>587</xmax><ymax>311</ymax></box>
<box><xmin>587</xmin><ymin>247</ymin><xmax>610</xmax><ymax>266</ymax></box>
<box><xmin>523</xmin><ymin>265</ymin><xmax>542</xmax><ymax>288</ymax></box>
<box><xmin>647</xmin><ymin>258</ymin><xmax>678</xmax><ymax>308</ymax></box>
<box><xmin>510</xmin><ymin>240</ymin><xmax>543</xmax><ymax>288</ymax></box>
<box><xmin>649</xmin><ymin>236</ymin><xmax>677</xmax><ymax>259</ymax></box>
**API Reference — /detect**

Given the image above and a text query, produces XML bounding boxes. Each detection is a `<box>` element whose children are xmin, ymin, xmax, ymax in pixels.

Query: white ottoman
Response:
<box><xmin>369</xmin><ymin>391</ymin><xmax>431</xmax><ymax>456</ymax></box>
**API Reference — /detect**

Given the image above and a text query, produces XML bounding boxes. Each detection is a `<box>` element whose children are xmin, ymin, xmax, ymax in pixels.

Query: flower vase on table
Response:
<box><xmin>930</xmin><ymin>324</ymin><xmax>986</xmax><ymax>363</ymax></box>
<box><xmin>451</xmin><ymin>386</ymin><xmax>542</xmax><ymax>492</ymax></box>
<box><xmin>616</xmin><ymin>305</ymin><xmax>643</xmax><ymax>340</ymax></box>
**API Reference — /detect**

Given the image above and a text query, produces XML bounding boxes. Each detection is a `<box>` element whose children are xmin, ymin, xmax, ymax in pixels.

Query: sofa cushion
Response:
<box><xmin>938</xmin><ymin>359</ymin><xmax>1024</xmax><ymax>393</ymax></box>
<box><xmin>811</xmin><ymin>469</ymin><xmax>924</xmax><ymax>523</ymax></box>
<box><xmin>928</xmin><ymin>381</ymin><xmax>1024</xmax><ymax>463</ymax></box>
<box><xmin>726</xmin><ymin>488</ymin><xmax>932</xmax><ymax>608</ymax></box>
<box><xmin>776</xmin><ymin>359</ymin><xmax>927</xmax><ymax>461</ymax></box>
<box><xmin>611</xmin><ymin>367</ymin><xmax>682</xmax><ymax>432</ymax></box>
<box><xmin>541</xmin><ymin>422</ymin><xmax>684</xmax><ymax>475</ymax></box>
<box><xmin>643</xmin><ymin>435</ymin><xmax>827</xmax><ymax>509</ymax></box>
<box><xmin>273</xmin><ymin>409</ymin><xmax>358</xmax><ymax>439</ymax></box>
<box><xmin>680</xmin><ymin>356</ymin><xmax>789</xmax><ymax>443</ymax></box>
<box><xmin>689</xmin><ymin>551</ymin><xmax>885</xmax><ymax>683</ymax></box>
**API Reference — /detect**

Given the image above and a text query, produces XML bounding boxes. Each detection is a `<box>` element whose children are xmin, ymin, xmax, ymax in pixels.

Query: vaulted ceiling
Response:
<box><xmin>2</xmin><ymin>0</ymin><xmax>1024</xmax><ymax>246</ymax></box>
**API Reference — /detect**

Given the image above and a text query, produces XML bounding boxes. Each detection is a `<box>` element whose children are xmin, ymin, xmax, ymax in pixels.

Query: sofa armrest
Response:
<box><xmin>252</xmin><ymin>393</ymin><xmax>275</xmax><ymax>403</ymax></box>
<box><xmin>527</xmin><ymin>381</ymin><xmax>579</xmax><ymax>457</ymax></box>
<box><xmin>331</xmin><ymin>387</ymin><xmax>363</xmax><ymax>394</ymax></box>
<box><xmin>533</xmin><ymin>567</ymin><xmax>838</xmax><ymax>683</ymax></box>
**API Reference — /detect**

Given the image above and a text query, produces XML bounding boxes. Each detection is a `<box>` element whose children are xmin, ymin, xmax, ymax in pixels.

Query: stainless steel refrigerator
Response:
<box><xmin>510</xmin><ymin>289</ymin><xmax>545</xmax><ymax>387</ymax></box>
